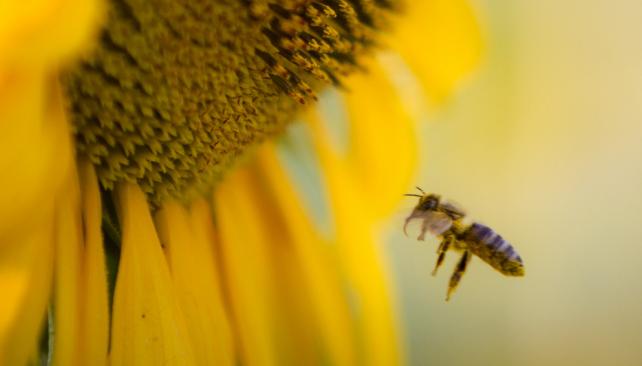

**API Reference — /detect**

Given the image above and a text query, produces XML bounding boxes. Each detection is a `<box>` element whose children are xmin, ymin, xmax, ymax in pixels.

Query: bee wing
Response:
<box><xmin>404</xmin><ymin>210</ymin><xmax>453</xmax><ymax>237</ymax></box>
<box><xmin>441</xmin><ymin>200</ymin><xmax>466</xmax><ymax>217</ymax></box>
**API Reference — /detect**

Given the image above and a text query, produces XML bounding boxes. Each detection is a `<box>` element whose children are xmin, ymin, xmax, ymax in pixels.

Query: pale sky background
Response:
<box><xmin>385</xmin><ymin>1</ymin><xmax>642</xmax><ymax>365</ymax></box>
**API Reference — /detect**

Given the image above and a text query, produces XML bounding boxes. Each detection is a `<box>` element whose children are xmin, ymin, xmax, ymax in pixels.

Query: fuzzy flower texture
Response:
<box><xmin>0</xmin><ymin>0</ymin><xmax>481</xmax><ymax>365</ymax></box>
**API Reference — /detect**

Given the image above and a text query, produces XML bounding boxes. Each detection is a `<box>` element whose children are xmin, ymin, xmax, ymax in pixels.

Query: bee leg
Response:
<box><xmin>417</xmin><ymin>217</ymin><xmax>431</xmax><ymax>241</ymax></box>
<box><xmin>446</xmin><ymin>250</ymin><xmax>471</xmax><ymax>301</ymax></box>
<box><xmin>432</xmin><ymin>236</ymin><xmax>453</xmax><ymax>276</ymax></box>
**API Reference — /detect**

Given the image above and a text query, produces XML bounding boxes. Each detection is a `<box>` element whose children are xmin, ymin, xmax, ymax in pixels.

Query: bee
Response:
<box><xmin>404</xmin><ymin>187</ymin><xmax>524</xmax><ymax>301</ymax></box>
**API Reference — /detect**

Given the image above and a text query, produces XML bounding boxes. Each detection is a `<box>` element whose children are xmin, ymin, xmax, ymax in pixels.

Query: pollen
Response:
<box><xmin>63</xmin><ymin>0</ymin><xmax>396</xmax><ymax>204</ymax></box>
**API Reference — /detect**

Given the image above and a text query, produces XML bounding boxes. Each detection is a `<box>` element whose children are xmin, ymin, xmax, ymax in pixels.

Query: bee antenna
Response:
<box><xmin>404</xmin><ymin>194</ymin><xmax>423</xmax><ymax>198</ymax></box>
<box><xmin>415</xmin><ymin>186</ymin><xmax>426</xmax><ymax>194</ymax></box>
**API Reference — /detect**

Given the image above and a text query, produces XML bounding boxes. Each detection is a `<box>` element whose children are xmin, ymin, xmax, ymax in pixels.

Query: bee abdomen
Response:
<box><xmin>463</xmin><ymin>223</ymin><xmax>524</xmax><ymax>276</ymax></box>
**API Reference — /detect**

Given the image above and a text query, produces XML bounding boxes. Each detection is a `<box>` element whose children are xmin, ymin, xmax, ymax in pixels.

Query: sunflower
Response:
<box><xmin>0</xmin><ymin>0</ymin><xmax>481</xmax><ymax>365</ymax></box>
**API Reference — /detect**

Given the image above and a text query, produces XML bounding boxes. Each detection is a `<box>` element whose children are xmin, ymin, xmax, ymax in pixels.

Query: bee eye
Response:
<box><xmin>420</xmin><ymin>199</ymin><xmax>436</xmax><ymax>211</ymax></box>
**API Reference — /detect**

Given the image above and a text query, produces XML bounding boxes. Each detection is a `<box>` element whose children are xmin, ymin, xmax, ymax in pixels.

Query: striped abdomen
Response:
<box><xmin>462</xmin><ymin>223</ymin><xmax>525</xmax><ymax>276</ymax></box>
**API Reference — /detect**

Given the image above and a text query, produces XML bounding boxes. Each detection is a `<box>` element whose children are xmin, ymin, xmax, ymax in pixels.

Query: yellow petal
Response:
<box><xmin>51</xmin><ymin>167</ymin><xmax>82</xmax><ymax>366</ymax></box>
<box><xmin>0</xmin><ymin>0</ymin><xmax>103</xmax><ymax>238</ymax></box>
<box><xmin>218</xmin><ymin>159</ymin><xmax>356</xmax><ymax>365</ymax></box>
<box><xmin>0</xmin><ymin>0</ymin><xmax>102</xmax><ymax>356</ymax></box>
<box><xmin>0</xmin><ymin>81</ymin><xmax>70</xmax><ymax>366</ymax></box>
<box><xmin>155</xmin><ymin>200</ymin><xmax>235</xmax><ymax>366</ymax></box>
<box><xmin>254</xmin><ymin>143</ymin><xmax>359</xmax><ymax>366</ymax></box>
<box><xmin>341</xmin><ymin>59</ymin><xmax>418</xmax><ymax>219</ymax></box>
<box><xmin>188</xmin><ymin>200</ymin><xmax>237</xmax><ymax>362</ymax></box>
<box><xmin>0</xmin><ymin>0</ymin><xmax>104</xmax><ymax>69</ymax></box>
<box><xmin>307</xmin><ymin>110</ymin><xmax>404</xmax><ymax>366</ymax></box>
<box><xmin>390</xmin><ymin>0</ymin><xmax>483</xmax><ymax>102</ymax></box>
<box><xmin>0</xmin><ymin>205</ymin><xmax>54</xmax><ymax>366</ymax></box>
<box><xmin>77</xmin><ymin>160</ymin><xmax>109</xmax><ymax>365</ymax></box>
<box><xmin>213</xmin><ymin>167</ymin><xmax>281</xmax><ymax>366</ymax></box>
<box><xmin>49</xmin><ymin>118</ymin><xmax>108</xmax><ymax>366</ymax></box>
<box><xmin>0</xmin><ymin>74</ymin><xmax>73</xmax><ymax>245</ymax></box>
<box><xmin>110</xmin><ymin>182</ymin><xmax>195</xmax><ymax>366</ymax></box>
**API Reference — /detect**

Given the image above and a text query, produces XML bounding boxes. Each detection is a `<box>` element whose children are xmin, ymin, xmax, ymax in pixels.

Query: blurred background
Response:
<box><xmin>385</xmin><ymin>0</ymin><xmax>642</xmax><ymax>365</ymax></box>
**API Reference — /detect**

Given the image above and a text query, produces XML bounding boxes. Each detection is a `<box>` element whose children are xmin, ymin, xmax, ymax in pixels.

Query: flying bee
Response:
<box><xmin>404</xmin><ymin>187</ymin><xmax>524</xmax><ymax>301</ymax></box>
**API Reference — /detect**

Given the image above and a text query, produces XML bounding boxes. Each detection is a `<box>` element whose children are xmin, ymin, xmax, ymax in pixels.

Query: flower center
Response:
<box><xmin>64</xmin><ymin>0</ymin><xmax>395</xmax><ymax>204</ymax></box>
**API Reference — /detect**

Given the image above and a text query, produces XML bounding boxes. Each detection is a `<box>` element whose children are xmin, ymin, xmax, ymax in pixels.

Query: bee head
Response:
<box><xmin>418</xmin><ymin>194</ymin><xmax>440</xmax><ymax>211</ymax></box>
<box><xmin>404</xmin><ymin>188</ymin><xmax>441</xmax><ymax>212</ymax></box>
